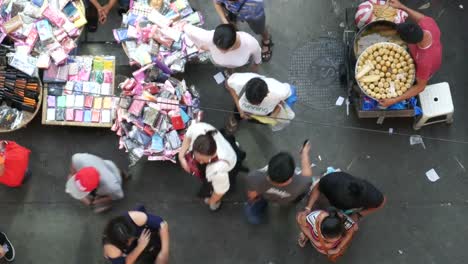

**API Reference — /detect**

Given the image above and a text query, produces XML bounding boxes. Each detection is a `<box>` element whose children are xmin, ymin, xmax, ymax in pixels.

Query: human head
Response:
<box><xmin>104</xmin><ymin>216</ymin><xmax>138</xmax><ymax>250</ymax></box>
<box><xmin>267</xmin><ymin>152</ymin><xmax>295</xmax><ymax>184</ymax></box>
<box><xmin>65</xmin><ymin>167</ymin><xmax>100</xmax><ymax>199</ymax></box>
<box><xmin>213</xmin><ymin>24</ymin><xmax>237</xmax><ymax>51</ymax></box>
<box><xmin>245</xmin><ymin>78</ymin><xmax>268</xmax><ymax>105</ymax></box>
<box><xmin>193</xmin><ymin>130</ymin><xmax>218</xmax><ymax>164</ymax></box>
<box><xmin>321</xmin><ymin>208</ymin><xmax>345</xmax><ymax>240</ymax></box>
<box><xmin>396</xmin><ymin>22</ymin><xmax>424</xmax><ymax>44</ymax></box>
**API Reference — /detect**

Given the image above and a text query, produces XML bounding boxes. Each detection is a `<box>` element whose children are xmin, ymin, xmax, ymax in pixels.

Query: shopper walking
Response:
<box><xmin>103</xmin><ymin>205</ymin><xmax>169</xmax><ymax>264</ymax></box>
<box><xmin>0</xmin><ymin>141</ymin><xmax>31</xmax><ymax>188</ymax></box>
<box><xmin>244</xmin><ymin>141</ymin><xmax>312</xmax><ymax>224</ymax></box>
<box><xmin>296</xmin><ymin>207</ymin><xmax>358</xmax><ymax>261</ymax></box>
<box><xmin>224</xmin><ymin>72</ymin><xmax>297</xmax><ymax>133</ymax></box>
<box><xmin>178</xmin><ymin>122</ymin><xmax>237</xmax><ymax>211</ymax></box>
<box><xmin>183</xmin><ymin>23</ymin><xmax>262</xmax><ymax>72</ymax></box>
<box><xmin>0</xmin><ymin>232</ymin><xmax>15</xmax><ymax>262</ymax></box>
<box><xmin>66</xmin><ymin>153</ymin><xmax>126</xmax><ymax>213</ymax></box>
<box><xmin>213</xmin><ymin>0</ymin><xmax>273</xmax><ymax>62</ymax></box>
<box><xmin>304</xmin><ymin>171</ymin><xmax>386</xmax><ymax>221</ymax></box>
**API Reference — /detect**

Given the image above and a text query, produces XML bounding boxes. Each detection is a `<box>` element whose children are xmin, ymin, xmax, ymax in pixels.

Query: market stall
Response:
<box><xmin>115</xmin><ymin>0</ymin><xmax>209</xmax><ymax>74</ymax></box>
<box><xmin>343</xmin><ymin>8</ymin><xmax>419</xmax><ymax>124</ymax></box>
<box><xmin>41</xmin><ymin>55</ymin><xmax>118</xmax><ymax>127</ymax></box>
<box><xmin>112</xmin><ymin>64</ymin><xmax>201</xmax><ymax>166</ymax></box>
<box><xmin>0</xmin><ymin>46</ymin><xmax>42</xmax><ymax>132</ymax></box>
<box><xmin>0</xmin><ymin>0</ymin><xmax>87</xmax><ymax>75</ymax></box>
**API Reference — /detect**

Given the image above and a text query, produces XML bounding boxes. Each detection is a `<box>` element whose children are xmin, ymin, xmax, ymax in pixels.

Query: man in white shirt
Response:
<box><xmin>183</xmin><ymin>23</ymin><xmax>261</xmax><ymax>72</ymax></box>
<box><xmin>225</xmin><ymin>72</ymin><xmax>292</xmax><ymax>133</ymax></box>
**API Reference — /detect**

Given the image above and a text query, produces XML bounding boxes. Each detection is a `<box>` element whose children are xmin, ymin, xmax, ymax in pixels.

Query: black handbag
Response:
<box><xmin>223</xmin><ymin>0</ymin><xmax>248</xmax><ymax>25</ymax></box>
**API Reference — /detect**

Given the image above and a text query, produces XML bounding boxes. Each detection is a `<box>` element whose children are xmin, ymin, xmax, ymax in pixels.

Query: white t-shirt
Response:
<box><xmin>184</xmin><ymin>25</ymin><xmax>262</xmax><ymax>68</ymax></box>
<box><xmin>186</xmin><ymin>122</ymin><xmax>237</xmax><ymax>194</ymax></box>
<box><xmin>227</xmin><ymin>73</ymin><xmax>292</xmax><ymax>115</ymax></box>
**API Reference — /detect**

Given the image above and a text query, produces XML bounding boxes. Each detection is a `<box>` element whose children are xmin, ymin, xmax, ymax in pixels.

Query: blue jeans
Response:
<box><xmin>244</xmin><ymin>198</ymin><xmax>268</xmax><ymax>224</ymax></box>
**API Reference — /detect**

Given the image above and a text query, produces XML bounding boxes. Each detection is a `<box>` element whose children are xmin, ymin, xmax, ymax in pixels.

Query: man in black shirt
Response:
<box><xmin>304</xmin><ymin>171</ymin><xmax>386</xmax><ymax>221</ymax></box>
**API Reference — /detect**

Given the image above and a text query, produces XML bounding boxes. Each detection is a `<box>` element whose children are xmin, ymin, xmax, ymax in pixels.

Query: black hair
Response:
<box><xmin>321</xmin><ymin>208</ymin><xmax>345</xmax><ymax>239</ymax></box>
<box><xmin>213</xmin><ymin>24</ymin><xmax>237</xmax><ymax>50</ymax></box>
<box><xmin>103</xmin><ymin>216</ymin><xmax>138</xmax><ymax>251</ymax></box>
<box><xmin>193</xmin><ymin>130</ymin><xmax>218</xmax><ymax>156</ymax></box>
<box><xmin>267</xmin><ymin>152</ymin><xmax>295</xmax><ymax>183</ymax></box>
<box><xmin>396</xmin><ymin>22</ymin><xmax>424</xmax><ymax>44</ymax></box>
<box><xmin>245</xmin><ymin>78</ymin><xmax>268</xmax><ymax>105</ymax></box>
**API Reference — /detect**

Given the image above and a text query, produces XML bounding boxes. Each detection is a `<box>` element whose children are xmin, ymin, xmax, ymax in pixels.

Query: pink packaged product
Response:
<box><xmin>42</xmin><ymin>6</ymin><xmax>66</xmax><ymax>27</ymax></box>
<box><xmin>36</xmin><ymin>53</ymin><xmax>51</xmax><ymax>69</ymax></box>
<box><xmin>50</xmin><ymin>47</ymin><xmax>68</xmax><ymax>65</ymax></box>
<box><xmin>128</xmin><ymin>98</ymin><xmax>146</xmax><ymax>116</ymax></box>
<box><xmin>157</xmin><ymin>98</ymin><xmax>178</xmax><ymax>110</ymax></box>
<box><xmin>24</xmin><ymin>28</ymin><xmax>39</xmax><ymax>54</ymax></box>
<box><xmin>61</xmin><ymin>37</ymin><xmax>77</xmax><ymax>54</ymax></box>
<box><xmin>66</xmin><ymin>108</ymin><xmax>74</xmax><ymax>121</ymax></box>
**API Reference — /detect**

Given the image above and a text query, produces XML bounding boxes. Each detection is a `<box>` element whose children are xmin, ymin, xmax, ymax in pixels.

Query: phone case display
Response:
<box><xmin>112</xmin><ymin>64</ymin><xmax>202</xmax><ymax>165</ymax></box>
<box><xmin>41</xmin><ymin>56</ymin><xmax>117</xmax><ymax>127</ymax></box>
<box><xmin>116</xmin><ymin>0</ymin><xmax>209</xmax><ymax>74</ymax></box>
<box><xmin>0</xmin><ymin>0</ymin><xmax>87</xmax><ymax>75</ymax></box>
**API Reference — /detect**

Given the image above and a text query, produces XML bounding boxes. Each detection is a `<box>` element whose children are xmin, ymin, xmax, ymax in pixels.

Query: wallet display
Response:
<box><xmin>0</xmin><ymin>63</ymin><xmax>40</xmax><ymax>113</ymax></box>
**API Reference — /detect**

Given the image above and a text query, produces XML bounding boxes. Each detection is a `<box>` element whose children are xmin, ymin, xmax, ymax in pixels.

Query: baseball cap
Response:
<box><xmin>65</xmin><ymin>167</ymin><xmax>100</xmax><ymax>200</ymax></box>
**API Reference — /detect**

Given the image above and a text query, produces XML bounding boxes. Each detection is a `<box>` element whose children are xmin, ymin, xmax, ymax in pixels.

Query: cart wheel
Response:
<box><xmin>339</xmin><ymin>64</ymin><xmax>347</xmax><ymax>86</ymax></box>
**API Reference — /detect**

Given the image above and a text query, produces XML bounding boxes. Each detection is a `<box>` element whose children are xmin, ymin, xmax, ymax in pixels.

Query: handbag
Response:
<box><xmin>222</xmin><ymin>0</ymin><xmax>247</xmax><ymax>26</ymax></box>
<box><xmin>315</xmin><ymin>212</ymin><xmax>356</xmax><ymax>262</ymax></box>
<box><xmin>184</xmin><ymin>152</ymin><xmax>206</xmax><ymax>179</ymax></box>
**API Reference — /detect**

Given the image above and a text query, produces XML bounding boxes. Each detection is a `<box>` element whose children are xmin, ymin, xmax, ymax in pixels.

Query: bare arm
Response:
<box><xmin>389</xmin><ymin>0</ymin><xmax>425</xmax><ymax>22</ymax></box>
<box><xmin>178</xmin><ymin>136</ymin><xmax>192</xmax><ymax>173</ymax></box>
<box><xmin>213</xmin><ymin>0</ymin><xmax>229</xmax><ymax>24</ymax></box>
<box><xmin>359</xmin><ymin>196</ymin><xmax>387</xmax><ymax>217</ymax></box>
<box><xmin>380</xmin><ymin>79</ymin><xmax>427</xmax><ymax>107</ymax></box>
<box><xmin>226</xmin><ymin>83</ymin><xmax>246</xmax><ymax>118</ymax></box>
<box><xmin>328</xmin><ymin>224</ymin><xmax>358</xmax><ymax>255</ymax></box>
<box><xmin>300</xmin><ymin>142</ymin><xmax>312</xmax><ymax>177</ymax></box>
<box><xmin>155</xmin><ymin>223</ymin><xmax>170</xmax><ymax>264</ymax></box>
<box><xmin>305</xmin><ymin>185</ymin><xmax>320</xmax><ymax>211</ymax></box>
<box><xmin>269</xmin><ymin>105</ymin><xmax>282</xmax><ymax>118</ymax></box>
<box><xmin>247</xmin><ymin>190</ymin><xmax>259</xmax><ymax>202</ymax></box>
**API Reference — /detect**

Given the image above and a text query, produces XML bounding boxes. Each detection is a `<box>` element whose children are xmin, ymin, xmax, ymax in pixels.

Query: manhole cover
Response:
<box><xmin>289</xmin><ymin>38</ymin><xmax>345</xmax><ymax>109</ymax></box>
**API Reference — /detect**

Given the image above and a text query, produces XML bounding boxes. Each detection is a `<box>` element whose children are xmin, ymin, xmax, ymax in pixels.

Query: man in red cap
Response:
<box><xmin>66</xmin><ymin>153</ymin><xmax>125</xmax><ymax>213</ymax></box>
<box><xmin>0</xmin><ymin>141</ymin><xmax>31</xmax><ymax>188</ymax></box>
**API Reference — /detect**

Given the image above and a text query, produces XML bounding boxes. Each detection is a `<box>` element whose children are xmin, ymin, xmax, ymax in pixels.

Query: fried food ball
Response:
<box><xmin>397</xmin><ymin>91</ymin><xmax>403</xmax><ymax>96</ymax></box>
<box><xmin>385</xmin><ymin>61</ymin><xmax>391</xmax><ymax>67</ymax></box>
<box><xmin>385</xmin><ymin>72</ymin><xmax>391</xmax><ymax>77</ymax></box>
<box><xmin>375</xmin><ymin>94</ymin><xmax>382</xmax><ymax>99</ymax></box>
<box><xmin>381</xmin><ymin>66</ymin><xmax>387</xmax><ymax>72</ymax></box>
<box><xmin>381</xmin><ymin>94</ymin><xmax>387</xmax><ymax>99</ymax></box>
<box><xmin>378</xmin><ymin>82</ymin><xmax>384</xmax><ymax>88</ymax></box>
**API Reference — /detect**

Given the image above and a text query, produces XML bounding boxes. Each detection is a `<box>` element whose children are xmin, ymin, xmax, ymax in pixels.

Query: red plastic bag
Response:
<box><xmin>0</xmin><ymin>141</ymin><xmax>31</xmax><ymax>187</ymax></box>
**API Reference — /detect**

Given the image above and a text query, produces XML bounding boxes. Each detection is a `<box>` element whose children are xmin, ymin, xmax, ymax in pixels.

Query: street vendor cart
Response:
<box><xmin>342</xmin><ymin>8</ymin><xmax>416</xmax><ymax>124</ymax></box>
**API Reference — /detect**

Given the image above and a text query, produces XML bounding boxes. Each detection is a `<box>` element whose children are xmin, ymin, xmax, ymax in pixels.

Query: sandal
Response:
<box><xmin>298</xmin><ymin>232</ymin><xmax>308</xmax><ymax>248</ymax></box>
<box><xmin>261</xmin><ymin>37</ymin><xmax>274</xmax><ymax>62</ymax></box>
<box><xmin>225</xmin><ymin>114</ymin><xmax>239</xmax><ymax>135</ymax></box>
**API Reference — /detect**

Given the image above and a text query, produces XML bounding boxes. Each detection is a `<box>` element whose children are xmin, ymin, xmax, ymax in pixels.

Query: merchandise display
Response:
<box><xmin>112</xmin><ymin>64</ymin><xmax>202</xmax><ymax>165</ymax></box>
<box><xmin>117</xmin><ymin>0</ymin><xmax>209</xmax><ymax>73</ymax></box>
<box><xmin>356</xmin><ymin>42</ymin><xmax>415</xmax><ymax>100</ymax></box>
<box><xmin>0</xmin><ymin>46</ymin><xmax>42</xmax><ymax>131</ymax></box>
<box><xmin>42</xmin><ymin>55</ymin><xmax>117</xmax><ymax>127</ymax></box>
<box><xmin>0</xmin><ymin>0</ymin><xmax>86</xmax><ymax>75</ymax></box>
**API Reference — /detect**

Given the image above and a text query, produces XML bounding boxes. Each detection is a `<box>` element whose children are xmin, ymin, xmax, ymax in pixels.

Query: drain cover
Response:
<box><xmin>289</xmin><ymin>38</ymin><xmax>345</xmax><ymax>109</ymax></box>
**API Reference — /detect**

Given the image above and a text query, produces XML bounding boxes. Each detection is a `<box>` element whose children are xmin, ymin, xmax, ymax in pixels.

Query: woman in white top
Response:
<box><xmin>178</xmin><ymin>122</ymin><xmax>237</xmax><ymax>211</ymax></box>
<box><xmin>183</xmin><ymin>23</ymin><xmax>262</xmax><ymax>72</ymax></box>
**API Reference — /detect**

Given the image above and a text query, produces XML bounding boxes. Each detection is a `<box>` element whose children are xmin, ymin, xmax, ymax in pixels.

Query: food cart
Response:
<box><xmin>343</xmin><ymin>8</ymin><xmax>416</xmax><ymax>124</ymax></box>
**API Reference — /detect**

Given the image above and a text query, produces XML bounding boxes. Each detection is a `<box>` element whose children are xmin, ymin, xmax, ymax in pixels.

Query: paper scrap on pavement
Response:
<box><xmin>410</xmin><ymin>135</ymin><xmax>426</xmax><ymax>149</ymax></box>
<box><xmin>213</xmin><ymin>72</ymin><xmax>225</xmax><ymax>84</ymax></box>
<box><xmin>318</xmin><ymin>155</ymin><xmax>322</xmax><ymax>161</ymax></box>
<box><xmin>389</xmin><ymin>128</ymin><xmax>394</xmax><ymax>134</ymax></box>
<box><xmin>335</xmin><ymin>96</ymin><xmax>345</xmax><ymax>106</ymax></box>
<box><xmin>425</xmin><ymin>169</ymin><xmax>440</xmax><ymax>182</ymax></box>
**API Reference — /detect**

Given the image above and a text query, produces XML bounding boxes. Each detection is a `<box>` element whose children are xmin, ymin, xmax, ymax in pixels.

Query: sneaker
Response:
<box><xmin>0</xmin><ymin>232</ymin><xmax>15</xmax><ymax>262</ymax></box>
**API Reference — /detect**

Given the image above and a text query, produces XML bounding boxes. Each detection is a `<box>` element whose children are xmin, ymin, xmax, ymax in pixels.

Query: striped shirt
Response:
<box><xmin>216</xmin><ymin>0</ymin><xmax>265</xmax><ymax>20</ymax></box>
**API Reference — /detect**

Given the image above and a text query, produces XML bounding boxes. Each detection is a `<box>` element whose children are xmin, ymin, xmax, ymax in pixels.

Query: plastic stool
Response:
<box><xmin>413</xmin><ymin>82</ymin><xmax>454</xmax><ymax>130</ymax></box>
